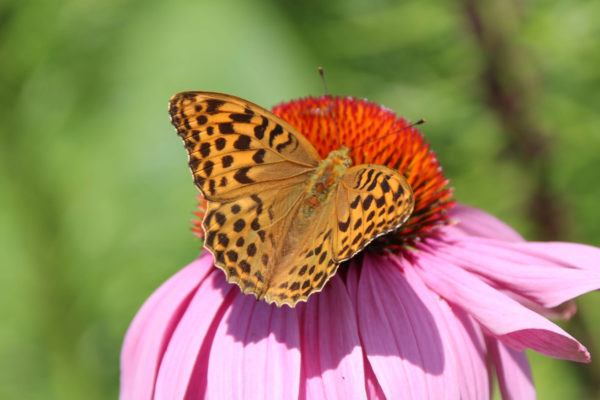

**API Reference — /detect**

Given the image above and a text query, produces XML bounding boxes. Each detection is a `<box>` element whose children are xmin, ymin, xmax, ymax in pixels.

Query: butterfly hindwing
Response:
<box><xmin>333</xmin><ymin>165</ymin><xmax>414</xmax><ymax>261</ymax></box>
<box><xmin>203</xmin><ymin>184</ymin><xmax>306</xmax><ymax>300</ymax></box>
<box><xmin>169</xmin><ymin>91</ymin><xmax>321</xmax><ymax>202</ymax></box>
<box><xmin>261</xmin><ymin>200</ymin><xmax>339</xmax><ymax>306</ymax></box>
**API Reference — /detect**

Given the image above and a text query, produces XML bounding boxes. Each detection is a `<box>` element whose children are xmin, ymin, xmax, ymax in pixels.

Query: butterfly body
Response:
<box><xmin>169</xmin><ymin>91</ymin><xmax>415</xmax><ymax>307</ymax></box>
<box><xmin>304</xmin><ymin>148</ymin><xmax>351</xmax><ymax>211</ymax></box>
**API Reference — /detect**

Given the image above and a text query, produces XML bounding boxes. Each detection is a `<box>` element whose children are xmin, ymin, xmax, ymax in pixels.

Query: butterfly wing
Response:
<box><xmin>203</xmin><ymin>183</ymin><xmax>307</xmax><ymax>301</ymax></box>
<box><xmin>261</xmin><ymin>197</ymin><xmax>339</xmax><ymax>306</ymax></box>
<box><xmin>261</xmin><ymin>165</ymin><xmax>414</xmax><ymax>307</ymax></box>
<box><xmin>169</xmin><ymin>91</ymin><xmax>323</xmax><ymax>302</ymax></box>
<box><xmin>169</xmin><ymin>91</ymin><xmax>321</xmax><ymax>201</ymax></box>
<box><xmin>333</xmin><ymin>165</ymin><xmax>414</xmax><ymax>261</ymax></box>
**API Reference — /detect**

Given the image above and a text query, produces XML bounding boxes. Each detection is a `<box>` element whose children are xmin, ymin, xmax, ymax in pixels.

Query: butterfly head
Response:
<box><xmin>326</xmin><ymin>146</ymin><xmax>352</xmax><ymax>169</ymax></box>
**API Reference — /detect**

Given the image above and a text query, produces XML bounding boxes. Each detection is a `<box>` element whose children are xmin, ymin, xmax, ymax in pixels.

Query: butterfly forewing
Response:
<box><xmin>169</xmin><ymin>91</ymin><xmax>321</xmax><ymax>202</ymax></box>
<box><xmin>333</xmin><ymin>165</ymin><xmax>414</xmax><ymax>261</ymax></box>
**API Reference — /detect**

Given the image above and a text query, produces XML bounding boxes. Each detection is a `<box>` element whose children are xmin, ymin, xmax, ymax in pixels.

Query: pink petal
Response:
<box><xmin>432</xmin><ymin>295</ymin><xmax>491</xmax><ymax>399</ymax></box>
<box><xmin>415</xmin><ymin>252</ymin><xmax>590</xmax><ymax>362</ymax></box>
<box><xmin>206</xmin><ymin>290</ymin><xmax>301</xmax><ymax>400</ymax></box>
<box><xmin>356</xmin><ymin>254</ymin><xmax>459</xmax><ymax>399</ymax></box>
<box><xmin>300</xmin><ymin>275</ymin><xmax>367</xmax><ymax>399</ymax></box>
<box><xmin>154</xmin><ymin>267</ymin><xmax>235</xmax><ymax>399</ymax></box>
<box><xmin>384</xmin><ymin>255</ymin><xmax>491</xmax><ymax>400</ymax></box>
<box><xmin>510</xmin><ymin>241</ymin><xmax>600</xmax><ymax>271</ymax></box>
<box><xmin>486</xmin><ymin>336</ymin><xmax>535</xmax><ymax>400</ymax></box>
<box><xmin>448</xmin><ymin>204</ymin><xmax>524</xmax><ymax>242</ymax></box>
<box><xmin>120</xmin><ymin>253</ymin><xmax>213</xmax><ymax>400</ymax></box>
<box><xmin>345</xmin><ymin>263</ymin><xmax>387</xmax><ymax>400</ymax></box>
<box><xmin>435</xmin><ymin>238</ymin><xmax>600</xmax><ymax>309</ymax></box>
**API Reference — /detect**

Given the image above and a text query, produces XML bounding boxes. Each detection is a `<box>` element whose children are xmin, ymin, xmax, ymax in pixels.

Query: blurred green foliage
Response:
<box><xmin>1</xmin><ymin>0</ymin><xmax>599</xmax><ymax>399</ymax></box>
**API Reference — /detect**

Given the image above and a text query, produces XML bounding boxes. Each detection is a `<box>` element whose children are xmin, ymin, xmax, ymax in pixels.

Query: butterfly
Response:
<box><xmin>169</xmin><ymin>91</ymin><xmax>414</xmax><ymax>307</ymax></box>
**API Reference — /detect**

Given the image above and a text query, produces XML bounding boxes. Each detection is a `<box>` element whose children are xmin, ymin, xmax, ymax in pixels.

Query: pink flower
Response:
<box><xmin>121</xmin><ymin>96</ymin><xmax>600</xmax><ymax>399</ymax></box>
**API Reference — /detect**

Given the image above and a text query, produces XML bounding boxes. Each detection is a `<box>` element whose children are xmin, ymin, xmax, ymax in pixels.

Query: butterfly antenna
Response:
<box><xmin>318</xmin><ymin>66</ymin><xmax>341</xmax><ymax>148</ymax></box>
<box><xmin>350</xmin><ymin>119</ymin><xmax>426</xmax><ymax>151</ymax></box>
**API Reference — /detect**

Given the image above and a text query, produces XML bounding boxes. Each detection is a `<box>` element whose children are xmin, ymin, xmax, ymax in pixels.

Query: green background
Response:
<box><xmin>1</xmin><ymin>0</ymin><xmax>599</xmax><ymax>398</ymax></box>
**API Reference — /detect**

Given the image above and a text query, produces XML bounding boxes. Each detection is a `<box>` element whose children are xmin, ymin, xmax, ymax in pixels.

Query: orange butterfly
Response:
<box><xmin>170</xmin><ymin>92</ymin><xmax>414</xmax><ymax>306</ymax></box>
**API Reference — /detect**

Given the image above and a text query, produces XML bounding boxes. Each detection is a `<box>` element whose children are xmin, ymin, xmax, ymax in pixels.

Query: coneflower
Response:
<box><xmin>121</xmin><ymin>95</ymin><xmax>599</xmax><ymax>399</ymax></box>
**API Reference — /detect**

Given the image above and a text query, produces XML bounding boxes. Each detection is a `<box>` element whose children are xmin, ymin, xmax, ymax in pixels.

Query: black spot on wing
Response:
<box><xmin>250</xmin><ymin>194</ymin><xmax>263</xmax><ymax>214</ymax></box>
<box><xmin>362</xmin><ymin>194</ymin><xmax>374</xmax><ymax>210</ymax></box>
<box><xmin>353</xmin><ymin>218</ymin><xmax>362</xmax><ymax>230</ymax></box>
<box><xmin>338</xmin><ymin>216</ymin><xmax>350</xmax><ymax>232</ymax></box>
<box><xmin>269</xmin><ymin>124</ymin><xmax>284</xmax><ymax>147</ymax></box>
<box><xmin>254</xmin><ymin>271</ymin><xmax>265</xmax><ymax>283</ymax></box>
<box><xmin>219</xmin><ymin>123</ymin><xmax>235</xmax><ymax>134</ymax></box>
<box><xmin>360</xmin><ymin>169</ymin><xmax>375</xmax><ymax>190</ymax></box>
<box><xmin>239</xmin><ymin>260</ymin><xmax>251</xmax><ymax>273</ymax></box>
<box><xmin>233</xmin><ymin>134</ymin><xmax>251</xmax><ymax>150</ymax></box>
<box><xmin>234</xmin><ymin>167</ymin><xmax>254</xmax><ymax>184</ymax></box>
<box><xmin>353</xmin><ymin>169</ymin><xmax>367</xmax><ymax>189</ymax></box>
<box><xmin>394</xmin><ymin>186</ymin><xmax>404</xmax><ymax>200</ymax></box>
<box><xmin>188</xmin><ymin>155</ymin><xmax>200</xmax><ymax>170</ymax></box>
<box><xmin>351</xmin><ymin>233</ymin><xmax>363</xmax><ymax>245</ymax></box>
<box><xmin>230</xmin><ymin>113</ymin><xmax>253</xmax><ymax>123</ymax></box>
<box><xmin>275</xmin><ymin>132</ymin><xmax>294</xmax><ymax>152</ymax></box>
<box><xmin>366</xmin><ymin>172</ymin><xmax>382</xmax><ymax>191</ymax></box>
<box><xmin>381</xmin><ymin>178</ymin><xmax>391</xmax><ymax>193</ymax></box>
<box><xmin>203</xmin><ymin>160</ymin><xmax>214</xmax><ymax>177</ymax></box>
<box><xmin>254</xmin><ymin>117</ymin><xmax>268</xmax><ymax>140</ymax></box>
<box><xmin>233</xmin><ymin>219</ymin><xmax>245</xmax><ymax>232</ymax></box>
<box><xmin>252</xmin><ymin>149</ymin><xmax>266</xmax><ymax>163</ymax></box>
<box><xmin>222</xmin><ymin>155</ymin><xmax>233</xmax><ymax>168</ymax></box>
<box><xmin>314</xmin><ymin>243</ymin><xmax>323</xmax><ymax>255</ymax></box>
<box><xmin>215</xmin><ymin>137</ymin><xmax>226</xmax><ymax>150</ymax></box>
<box><xmin>215</xmin><ymin>212</ymin><xmax>226</xmax><ymax>226</ymax></box>
<box><xmin>200</xmin><ymin>142</ymin><xmax>211</xmax><ymax>158</ymax></box>
<box><xmin>226</xmin><ymin>250</ymin><xmax>238</xmax><ymax>262</ymax></box>
<box><xmin>205</xmin><ymin>99</ymin><xmax>225</xmax><ymax>114</ymax></box>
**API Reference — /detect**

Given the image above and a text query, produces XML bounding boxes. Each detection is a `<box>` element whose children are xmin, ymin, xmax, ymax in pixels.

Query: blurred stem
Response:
<box><xmin>461</xmin><ymin>0</ymin><xmax>567</xmax><ymax>241</ymax></box>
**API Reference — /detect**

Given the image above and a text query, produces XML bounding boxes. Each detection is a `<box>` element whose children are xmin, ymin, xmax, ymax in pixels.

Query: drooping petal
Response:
<box><xmin>415</xmin><ymin>252</ymin><xmax>590</xmax><ymax>362</ymax></box>
<box><xmin>154</xmin><ymin>267</ymin><xmax>235</xmax><ymax>399</ymax></box>
<box><xmin>510</xmin><ymin>241</ymin><xmax>600</xmax><ymax>272</ymax></box>
<box><xmin>205</xmin><ymin>289</ymin><xmax>302</xmax><ymax>400</ymax></box>
<box><xmin>447</xmin><ymin>204</ymin><xmax>524</xmax><ymax>242</ymax></box>
<box><xmin>120</xmin><ymin>253</ymin><xmax>213</xmax><ymax>400</ymax></box>
<box><xmin>434</xmin><ymin>237</ymin><xmax>600</xmax><ymax>309</ymax></box>
<box><xmin>356</xmin><ymin>254</ymin><xmax>458</xmax><ymax>399</ymax></box>
<box><xmin>300</xmin><ymin>275</ymin><xmax>367</xmax><ymax>399</ymax></box>
<box><xmin>437</xmin><ymin>239</ymin><xmax>600</xmax><ymax>308</ymax></box>
<box><xmin>486</xmin><ymin>335</ymin><xmax>535</xmax><ymax>400</ymax></box>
